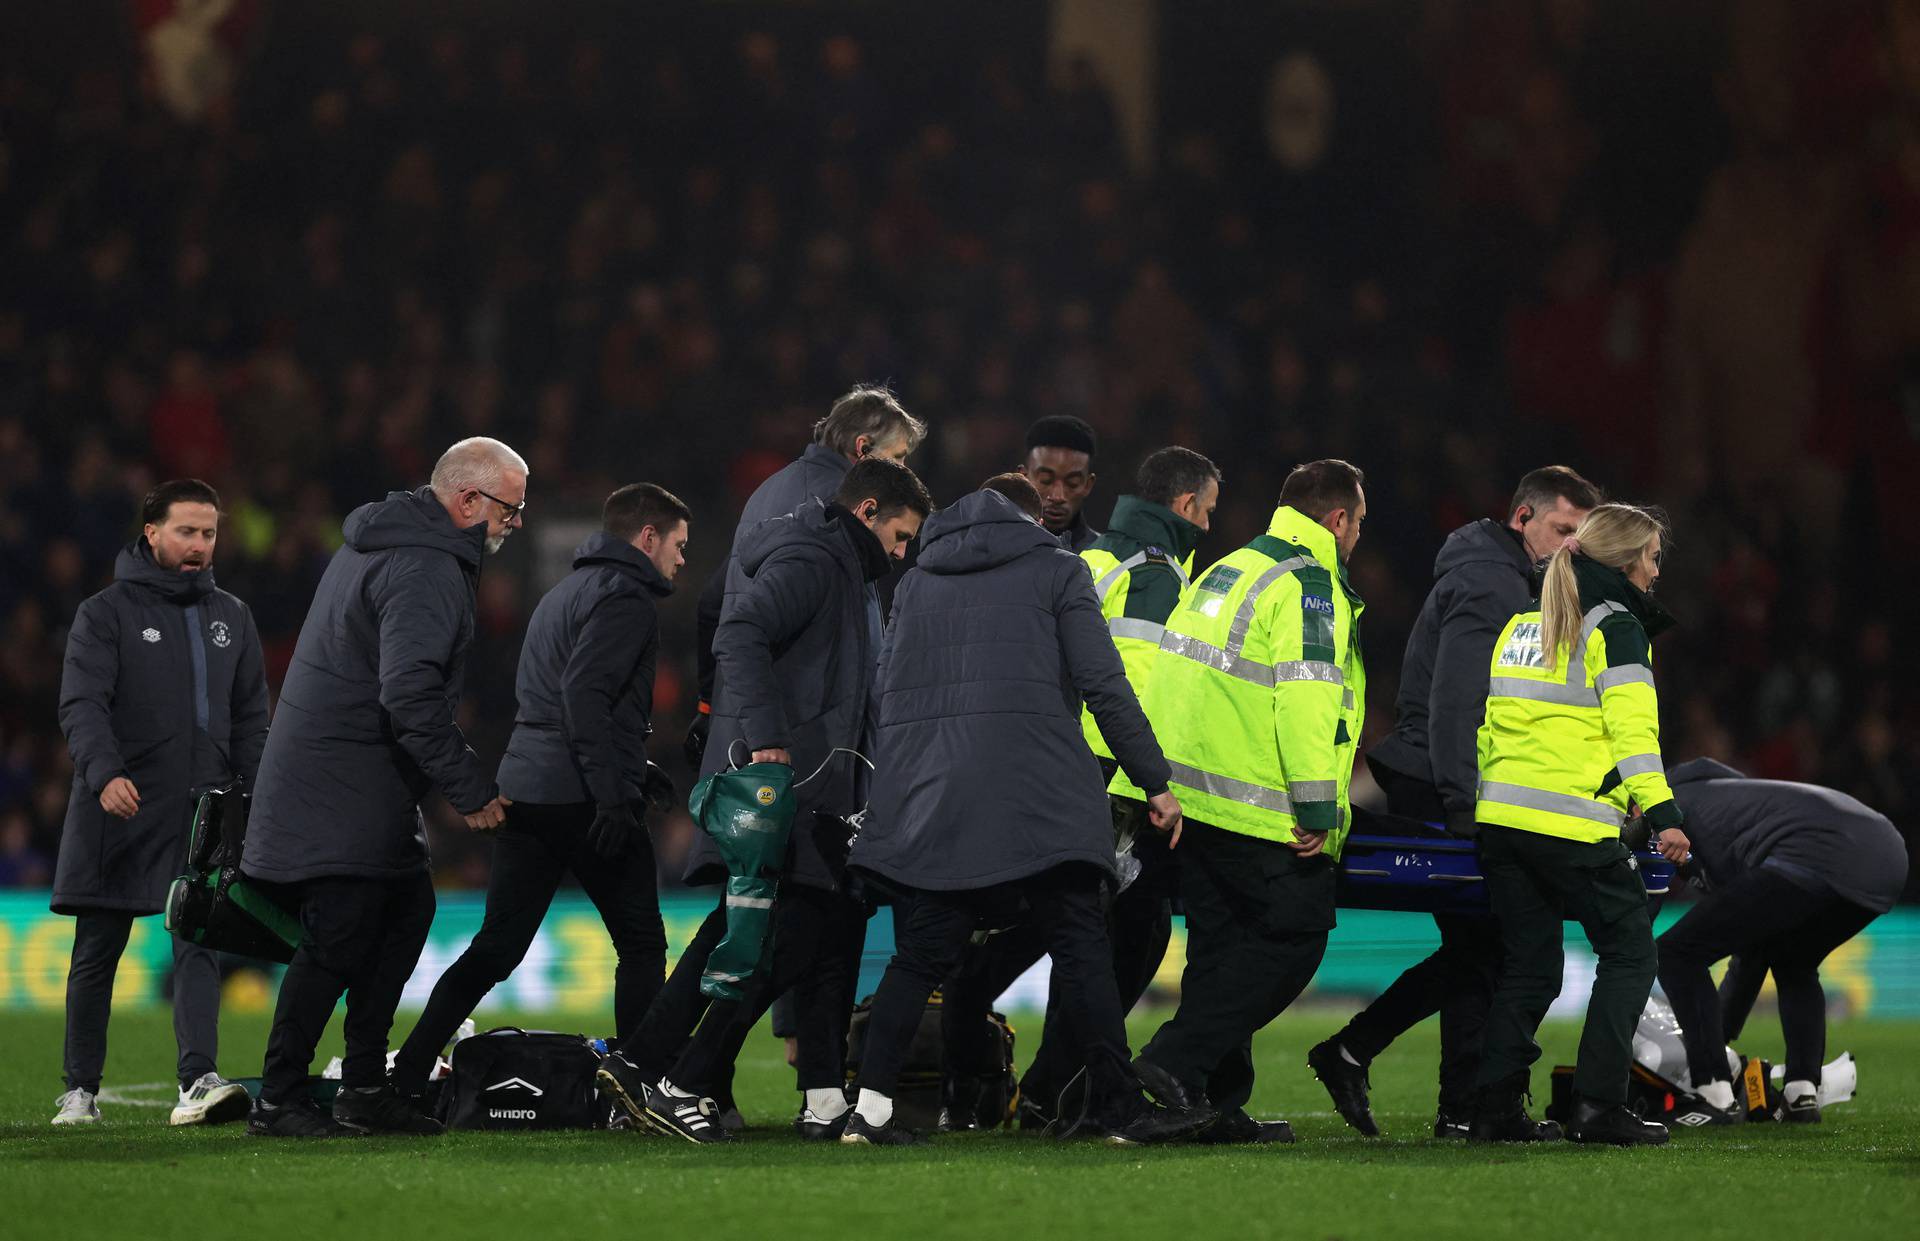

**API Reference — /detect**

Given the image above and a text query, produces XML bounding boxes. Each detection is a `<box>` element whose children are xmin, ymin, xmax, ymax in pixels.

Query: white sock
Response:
<box><xmin>1784</xmin><ymin>1079</ymin><xmax>1818</xmax><ymax>1103</ymax></box>
<box><xmin>1697</xmin><ymin>1079</ymin><xmax>1736</xmax><ymax>1109</ymax></box>
<box><xmin>659</xmin><ymin>1077</ymin><xmax>695</xmax><ymax>1099</ymax></box>
<box><xmin>805</xmin><ymin>1087</ymin><xmax>848</xmax><ymax>1120</ymax></box>
<box><xmin>855</xmin><ymin>1088</ymin><xmax>893</xmax><ymax>1126</ymax></box>
<box><xmin>1338</xmin><ymin>1045</ymin><xmax>1362</xmax><ymax>1068</ymax></box>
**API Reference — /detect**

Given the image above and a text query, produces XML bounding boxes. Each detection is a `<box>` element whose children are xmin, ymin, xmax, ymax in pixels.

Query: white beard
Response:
<box><xmin>486</xmin><ymin>534</ymin><xmax>507</xmax><ymax>555</ymax></box>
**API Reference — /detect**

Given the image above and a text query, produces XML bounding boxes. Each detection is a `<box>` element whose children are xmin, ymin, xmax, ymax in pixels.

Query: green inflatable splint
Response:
<box><xmin>690</xmin><ymin>762</ymin><xmax>799</xmax><ymax>1001</ymax></box>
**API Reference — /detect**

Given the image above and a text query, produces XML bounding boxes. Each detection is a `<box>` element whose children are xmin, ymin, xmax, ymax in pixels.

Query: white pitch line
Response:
<box><xmin>95</xmin><ymin>1081</ymin><xmax>178</xmax><ymax>1108</ymax></box>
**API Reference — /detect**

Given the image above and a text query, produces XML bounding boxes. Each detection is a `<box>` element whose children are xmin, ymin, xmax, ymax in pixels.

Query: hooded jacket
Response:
<box><xmin>1370</xmin><ymin>518</ymin><xmax>1536</xmax><ymax>826</ymax></box>
<box><xmin>496</xmin><ymin>531</ymin><xmax>673</xmax><ymax>807</ymax></box>
<box><xmin>850</xmin><ymin>489</ymin><xmax>1171</xmax><ymax>893</ymax></box>
<box><xmin>54</xmin><ymin>541</ymin><xmax>269</xmax><ymax>914</ymax></box>
<box><xmin>1669</xmin><ymin>758</ymin><xmax>1908</xmax><ymax>914</ymax></box>
<box><xmin>695</xmin><ymin>443</ymin><xmax>855</xmax><ymax>703</ymax></box>
<box><xmin>244</xmin><ymin>488</ymin><xmax>495</xmax><ymax>884</ymax></box>
<box><xmin>682</xmin><ymin>497</ymin><xmax>890</xmax><ymax>892</ymax></box>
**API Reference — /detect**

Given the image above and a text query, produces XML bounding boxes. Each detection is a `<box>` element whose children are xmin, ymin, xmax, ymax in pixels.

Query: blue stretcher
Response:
<box><xmin>1335</xmin><ymin>813</ymin><xmax>1675</xmax><ymax>916</ymax></box>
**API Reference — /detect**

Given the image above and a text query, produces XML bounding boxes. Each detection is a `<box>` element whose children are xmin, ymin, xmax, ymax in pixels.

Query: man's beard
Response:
<box><xmin>486</xmin><ymin>534</ymin><xmax>507</xmax><ymax>555</ymax></box>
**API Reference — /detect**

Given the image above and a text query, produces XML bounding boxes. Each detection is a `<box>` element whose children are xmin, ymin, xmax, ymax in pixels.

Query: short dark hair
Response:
<box><xmin>142</xmin><ymin>479</ymin><xmax>220</xmax><ymax>527</ymax></box>
<box><xmin>1277</xmin><ymin>459</ymin><xmax>1366</xmax><ymax>523</ymax></box>
<box><xmin>1508</xmin><ymin>465</ymin><xmax>1602</xmax><ymax>521</ymax></box>
<box><xmin>813</xmin><ymin>384</ymin><xmax>927</xmax><ymax>458</ymax></box>
<box><xmin>1136</xmin><ymin>446</ymin><xmax>1219</xmax><ymax>508</ymax></box>
<box><xmin>834</xmin><ymin>457</ymin><xmax>933</xmax><ymax>521</ymax></box>
<box><xmin>604</xmin><ymin>483</ymin><xmax>691</xmax><ymax>541</ymax></box>
<box><xmin>1024</xmin><ymin>415</ymin><xmax>1097</xmax><ymax>462</ymax></box>
<box><xmin>981</xmin><ymin>471</ymin><xmax>1043</xmax><ymax>519</ymax></box>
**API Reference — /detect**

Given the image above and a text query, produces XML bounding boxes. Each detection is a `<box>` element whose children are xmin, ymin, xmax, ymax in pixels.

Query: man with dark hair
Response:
<box><xmin>981</xmin><ymin>471</ymin><xmax>1044</xmax><ymax>519</ymax></box>
<box><xmin>52</xmin><ymin>480</ymin><xmax>268</xmax><ymax>1128</ymax></box>
<box><xmin>389</xmin><ymin>483</ymin><xmax>690</xmax><ymax>1093</ymax></box>
<box><xmin>244</xmin><ymin>437</ymin><xmax>525</xmax><ymax>1138</ymax></box>
<box><xmin>1127</xmin><ymin>460</ymin><xmax>1368</xmax><ymax>1141</ymax></box>
<box><xmin>1019</xmin><ymin>415</ymin><xmax>1101</xmax><ymax>551</ymax></box>
<box><xmin>1311</xmin><ymin>464</ymin><xmax>1598</xmax><ymax>1138</ymax></box>
<box><xmin>602</xmin><ymin>458</ymin><xmax>932</xmax><ymax>1142</ymax></box>
<box><xmin>688</xmin><ymin>385</ymin><xmax>927</xmax><ymax>764</ymax></box>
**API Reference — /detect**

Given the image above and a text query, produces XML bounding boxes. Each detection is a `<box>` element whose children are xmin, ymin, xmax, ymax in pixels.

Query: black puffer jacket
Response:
<box><xmin>496</xmin><ymin>531</ymin><xmax>673</xmax><ymax>807</ymax></box>
<box><xmin>54</xmin><ymin>541</ymin><xmax>269</xmax><ymax>914</ymax></box>
<box><xmin>851</xmin><ymin>489</ymin><xmax>1170</xmax><ymax>893</ymax></box>
<box><xmin>244</xmin><ymin>488</ymin><xmax>495</xmax><ymax>883</ymax></box>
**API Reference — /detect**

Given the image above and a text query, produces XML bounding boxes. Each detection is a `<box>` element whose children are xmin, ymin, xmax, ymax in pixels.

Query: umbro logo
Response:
<box><xmin>140</xmin><ymin>628</ymin><xmax>161</xmax><ymax>643</ymax></box>
<box><xmin>484</xmin><ymin>1077</ymin><xmax>545</xmax><ymax>1097</ymax></box>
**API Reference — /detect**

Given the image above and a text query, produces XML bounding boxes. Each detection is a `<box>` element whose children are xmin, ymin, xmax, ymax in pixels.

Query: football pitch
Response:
<box><xmin>2</xmin><ymin>1007</ymin><xmax>1916</xmax><ymax>1241</ymax></box>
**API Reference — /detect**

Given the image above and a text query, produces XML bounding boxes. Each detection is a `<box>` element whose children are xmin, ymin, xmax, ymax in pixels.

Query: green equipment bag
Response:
<box><xmin>163</xmin><ymin>785</ymin><xmax>302</xmax><ymax>963</ymax></box>
<box><xmin>690</xmin><ymin>761</ymin><xmax>798</xmax><ymax>1000</ymax></box>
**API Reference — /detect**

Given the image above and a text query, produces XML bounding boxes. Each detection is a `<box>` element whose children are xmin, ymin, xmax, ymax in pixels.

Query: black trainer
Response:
<box><xmin>1307</xmin><ymin>1039</ymin><xmax>1380</xmax><ymax>1137</ymax></box>
<box><xmin>333</xmin><ymin>1085</ymin><xmax>446</xmax><ymax>1135</ymax></box>
<box><xmin>795</xmin><ymin>1106</ymin><xmax>851</xmax><ymax>1141</ymax></box>
<box><xmin>644</xmin><ymin>1090</ymin><xmax>735</xmax><ymax>1144</ymax></box>
<box><xmin>1104</xmin><ymin>1094</ymin><xmax>1219</xmax><ymax>1146</ymax></box>
<box><xmin>937</xmin><ymin>1074</ymin><xmax>995</xmax><ymax>1132</ymax></box>
<box><xmin>1433</xmin><ymin>1110</ymin><xmax>1471</xmax><ymax>1139</ymax></box>
<box><xmin>841</xmin><ymin>1111</ymin><xmax>925</xmax><ymax>1146</ymax></box>
<box><xmin>595</xmin><ymin>1054</ymin><xmax>654</xmax><ymax>1129</ymax></box>
<box><xmin>1016</xmin><ymin>1092</ymin><xmax>1056</xmax><ymax>1133</ymax></box>
<box><xmin>1130</xmin><ymin>1056</ymin><xmax>1204</xmax><ymax>1112</ymax></box>
<box><xmin>1196</xmin><ymin>1107</ymin><xmax>1296</xmax><ymax>1145</ymax></box>
<box><xmin>1566</xmin><ymin>1099</ymin><xmax>1668</xmax><ymax>1147</ymax></box>
<box><xmin>1783</xmin><ymin>1093</ymin><xmax>1822</xmax><ymax>1125</ymax></box>
<box><xmin>247</xmin><ymin>1097</ymin><xmax>358</xmax><ymax>1139</ymax></box>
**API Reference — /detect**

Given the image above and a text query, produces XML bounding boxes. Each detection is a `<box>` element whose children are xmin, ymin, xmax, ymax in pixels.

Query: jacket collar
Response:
<box><xmin>1267</xmin><ymin>504</ymin><xmax>1363</xmax><ymax>608</ymax></box>
<box><xmin>826</xmin><ymin>503</ymin><xmax>894</xmax><ymax>583</ymax></box>
<box><xmin>802</xmin><ymin>442</ymin><xmax>854</xmax><ymax>478</ymax></box>
<box><xmin>571</xmin><ymin>530</ymin><xmax>674</xmax><ymax>596</ymax></box>
<box><xmin>1571</xmin><ymin>554</ymin><xmax>1676</xmax><ymax>638</ymax></box>
<box><xmin>113</xmin><ymin>538</ymin><xmax>215</xmax><ymax>602</ymax></box>
<box><xmin>1107</xmin><ymin>495</ymin><xmax>1203</xmax><ymax>565</ymax></box>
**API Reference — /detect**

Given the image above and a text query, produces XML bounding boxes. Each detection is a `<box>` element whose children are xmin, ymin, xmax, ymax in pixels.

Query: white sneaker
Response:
<box><xmin>171</xmin><ymin>1073</ymin><xmax>252</xmax><ymax>1126</ymax></box>
<box><xmin>52</xmin><ymin>1088</ymin><xmax>100</xmax><ymax>1126</ymax></box>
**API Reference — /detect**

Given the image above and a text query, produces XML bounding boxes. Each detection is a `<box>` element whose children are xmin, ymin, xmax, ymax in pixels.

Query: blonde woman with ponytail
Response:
<box><xmin>1465</xmin><ymin>503</ymin><xmax>1691</xmax><ymax>1148</ymax></box>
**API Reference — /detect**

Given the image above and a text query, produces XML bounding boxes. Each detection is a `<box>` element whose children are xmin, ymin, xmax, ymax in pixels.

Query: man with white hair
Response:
<box><xmin>244</xmin><ymin>437</ymin><xmax>525</xmax><ymax>1137</ymax></box>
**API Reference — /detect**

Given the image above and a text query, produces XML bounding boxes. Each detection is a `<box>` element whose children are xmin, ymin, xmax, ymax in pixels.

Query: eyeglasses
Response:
<box><xmin>473</xmin><ymin>488</ymin><xmax>527</xmax><ymax>521</ymax></box>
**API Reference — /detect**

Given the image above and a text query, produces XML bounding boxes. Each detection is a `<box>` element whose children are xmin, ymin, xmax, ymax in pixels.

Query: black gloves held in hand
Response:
<box><xmin>588</xmin><ymin>802</ymin><xmax>640</xmax><ymax>859</ymax></box>
<box><xmin>642</xmin><ymin>761</ymin><xmax>677</xmax><ymax>814</ymax></box>
<box><xmin>683</xmin><ymin>710</ymin><xmax>711</xmax><ymax>768</ymax></box>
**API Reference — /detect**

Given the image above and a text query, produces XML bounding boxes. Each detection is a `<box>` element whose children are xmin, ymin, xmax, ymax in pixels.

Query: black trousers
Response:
<box><xmin>667</xmin><ymin>885</ymin><xmax>867</xmax><ymax>1098</ymax></box>
<box><xmin>64</xmin><ymin>910</ymin><xmax>221</xmax><ymax>1092</ymax></box>
<box><xmin>260</xmin><ymin>871</ymin><xmax>436</xmax><ymax>1105</ymax></box>
<box><xmin>1140</xmin><ymin>821</ymin><xmax>1333</xmax><ymax>1112</ymax></box>
<box><xmin>858</xmin><ymin>864</ymin><xmax>1141</xmax><ymax>1124</ymax></box>
<box><xmin>392</xmin><ymin>802</ymin><xmax>665</xmax><ymax>1085</ymax></box>
<box><xmin>619</xmin><ymin>902</ymin><xmax>727</xmax><ymax>1084</ymax></box>
<box><xmin>1473</xmin><ymin>826</ymin><xmax>1655</xmax><ymax>1104</ymax></box>
<box><xmin>1330</xmin><ymin>762</ymin><xmax>1500</xmax><ymax>1112</ymax></box>
<box><xmin>1657</xmin><ymin>867</ymin><xmax>1877</xmax><ymax>1085</ymax></box>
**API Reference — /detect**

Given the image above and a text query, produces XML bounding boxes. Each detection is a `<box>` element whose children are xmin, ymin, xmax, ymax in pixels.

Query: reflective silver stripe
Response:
<box><xmin>1615</xmin><ymin>753</ymin><xmax>1665</xmax><ymax>779</ymax></box>
<box><xmin>1166</xmin><ymin>557</ymin><xmax>1192</xmax><ymax>591</ymax></box>
<box><xmin>724</xmin><ymin>895</ymin><xmax>774</xmax><ymax>910</ymax></box>
<box><xmin>1479</xmin><ymin>780</ymin><xmax>1624</xmax><ymax>827</ymax></box>
<box><xmin>1272</xmin><ymin>660</ymin><xmax>1343</xmax><ymax>685</ymax></box>
<box><xmin>1343</xmin><ymin>689</ymin><xmax>1356</xmax><ymax>711</ymax></box>
<box><xmin>1093</xmin><ymin>552</ymin><xmax>1150</xmax><ymax>604</ymax></box>
<box><xmin>704</xmin><ymin>971</ymin><xmax>746</xmax><ymax>983</ymax></box>
<box><xmin>1566</xmin><ymin>602</ymin><xmax>1628</xmax><ymax>685</ymax></box>
<box><xmin>1488</xmin><ymin>676</ymin><xmax>1599</xmax><ymax>708</ymax></box>
<box><xmin>1289</xmin><ymin>779</ymin><xmax>1338</xmax><ymax>802</ymax></box>
<box><xmin>1167</xmin><ymin>760</ymin><xmax>1294</xmax><ymax>814</ymax></box>
<box><xmin>1595</xmin><ymin>665</ymin><xmax>1655</xmax><ymax>693</ymax></box>
<box><xmin>1161</xmin><ymin>632</ymin><xmax>1279</xmax><ymax>688</ymax></box>
<box><xmin>1225</xmin><ymin>556</ymin><xmax>1312</xmax><ymax>659</ymax></box>
<box><xmin>1108</xmin><ymin>617</ymin><xmax>1165</xmax><ymax>643</ymax></box>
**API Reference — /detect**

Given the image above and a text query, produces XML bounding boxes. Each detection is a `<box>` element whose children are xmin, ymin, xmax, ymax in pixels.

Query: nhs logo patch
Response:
<box><xmin>1302</xmin><ymin>595</ymin><xmax>1335</xmax><ymax>615</ymax></box>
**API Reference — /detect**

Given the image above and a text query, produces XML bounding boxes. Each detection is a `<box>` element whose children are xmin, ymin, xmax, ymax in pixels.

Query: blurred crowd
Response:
<box><xmin>2</xmin><ymin>0</ymin><xmax>1915</xmax><ymax>894</ymax></box>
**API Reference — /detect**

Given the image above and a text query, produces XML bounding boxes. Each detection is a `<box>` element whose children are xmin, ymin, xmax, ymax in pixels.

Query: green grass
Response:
<box><xmin>2</xmin><ymin>1005</ymin><xmax>1917</xmax><ymax>1240</ymax></box>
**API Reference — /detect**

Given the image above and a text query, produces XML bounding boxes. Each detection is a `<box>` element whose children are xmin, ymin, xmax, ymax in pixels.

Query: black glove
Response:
<box><xmin>587</xmin><ymin>802</ymin><xmax>639</xmax><ymax>860</ymax></box>
<box><xmin>683</xmin><ymin>710</ymin><xmax>711</xmax><ymax>768</ymax></box>
<box><xmin>642</xmin><ymin>761</ymin><xmax>677</xmax><ymax>814</ymax></box>
<box><xmin>1620</xmin><ymin>814</ymin><xmax>1652</xmax><ymax>852</ymax></box>
<box><xmin>1443</xmin><ymin>809</ymin><xmax>1479</xmax><ymax>840</ymax></box>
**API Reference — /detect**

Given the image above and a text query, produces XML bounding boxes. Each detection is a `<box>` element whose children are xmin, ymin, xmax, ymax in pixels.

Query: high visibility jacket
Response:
<box><xmin>1079</xmin><ymin>495</ymin><xmax>1204</xmax><ymax>762</ymax></box>
<box><xmin>1475</xmin><ymin>556</ymin><xmax>1684</xmax><ymax>842</ymax></box>
<box><xmin>1116</xmin><ymin>504</ymin><xmax>1366</xmax><ymax>858</ymax></box>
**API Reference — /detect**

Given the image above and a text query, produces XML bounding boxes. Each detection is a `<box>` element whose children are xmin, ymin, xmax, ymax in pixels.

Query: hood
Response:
<box><xmin>114</xmin><ymin>538</ymin><xmax>215</xmax><ymax>602</ymax></box>
<box><xmin>917</xmin><ymin>489</ymin><xmax>1061</xmax><ymax>574</ymax></box>
<box><xmin>1670</xmin><ymin>757</ymin><xmax>1746</xmax><ymax>785</ymax></box>
<box><xmin>1107</xmin><ymin>495</ymin><xmax>1204</xmax><ymax>566</ymax></box>
<box><xmin>735</xmin><ymin>497</ymin><xmax>869</xmax><ymax>582</ymax></box>
<box><xmin>342</xmin><ymin>487</ymin><xmax>486</xmax><ymax>567</ymax></box>
<box><xmin>1436</xmin><ymin>518</ymin><xmax>1532</xmax><ymax>582</ymax></box>
<box><xmin>572</xmin><ymin>530</ymin><xmax>673</xmax><ymax>596</ymax></box>
<box><xmin>1572</xmin><ymin>554</ymin><xmax>1676</xmax><ymax>638</ymax></box>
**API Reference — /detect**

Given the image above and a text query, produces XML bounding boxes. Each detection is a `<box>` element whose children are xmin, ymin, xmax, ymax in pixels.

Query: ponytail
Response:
<box><xmin>1537</xmin><ymin>502</ymin><xmax>1671</xmax><ymax>667</ymax></box>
